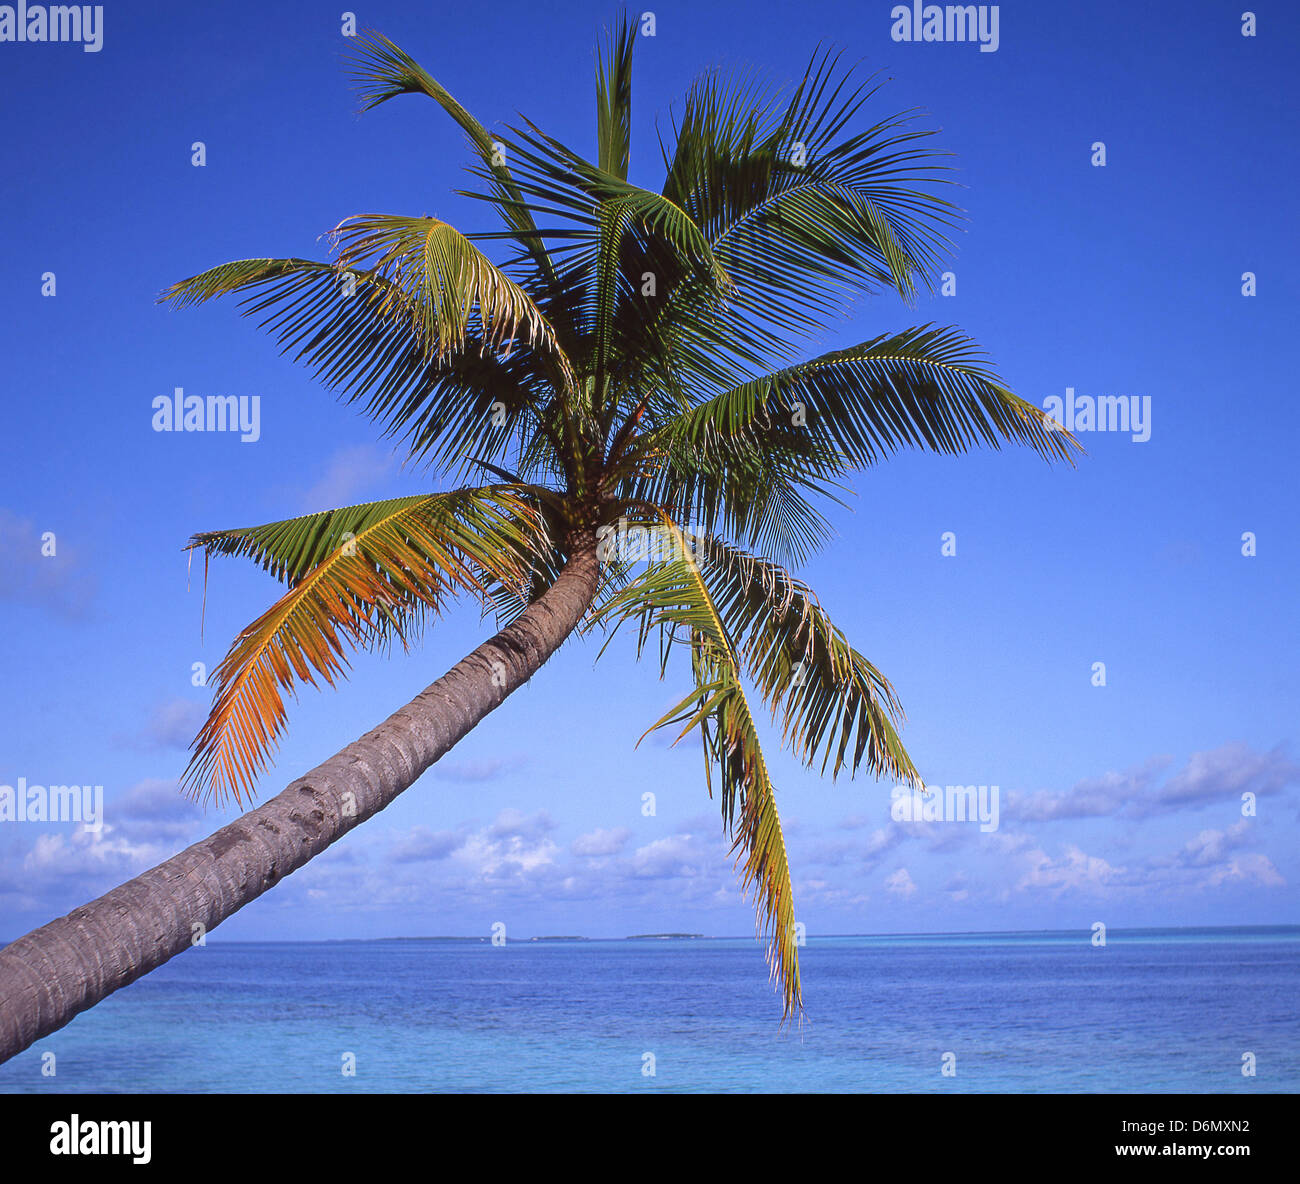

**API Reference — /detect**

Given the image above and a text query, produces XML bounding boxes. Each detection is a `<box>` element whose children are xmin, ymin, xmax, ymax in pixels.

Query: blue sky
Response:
<box><xmin>1</xmin><ymin>0</ymin><xmax>1296</xmax><ymax>946</ymax></box>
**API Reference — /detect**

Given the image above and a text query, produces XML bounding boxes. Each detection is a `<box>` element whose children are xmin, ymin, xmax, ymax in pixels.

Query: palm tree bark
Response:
<box><xmin>0</xmin><ymin>543</ymin><xmax>600</xmax><ymax>1065</ymax></box>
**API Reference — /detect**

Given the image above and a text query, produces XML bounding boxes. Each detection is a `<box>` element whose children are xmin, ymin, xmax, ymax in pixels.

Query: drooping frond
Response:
<box><xmin>183</xmin><ymin>488</ymin><xmax>540</xmax><ymax>806</ymax></box>
<box><xmin>685</xmin><ymin>534</ymin><xmax>919</xmax><ymax>783</ymax></box>
<box><xmin>594</xmin><ymin>516</ymin><xmax>803</xmax><ymax>1020</ymax></box>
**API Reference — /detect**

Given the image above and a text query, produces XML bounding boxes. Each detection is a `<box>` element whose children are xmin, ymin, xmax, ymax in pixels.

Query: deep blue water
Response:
<box><xmin>2</xmin><ymin>928</ymin><xmax>1296</xmax><ymax>1092</ymax></box>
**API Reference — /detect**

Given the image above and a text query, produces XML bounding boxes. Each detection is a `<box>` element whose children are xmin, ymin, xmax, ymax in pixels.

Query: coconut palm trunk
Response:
<box><xmin>0</xmin><ymin>544</ymin><xmax>599</xmax><ymax>1065</ymax></box>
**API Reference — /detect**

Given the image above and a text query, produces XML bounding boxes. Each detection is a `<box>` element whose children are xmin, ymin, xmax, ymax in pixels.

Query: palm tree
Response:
<box><xmin>0</xmin><ymin>17</ymin><xmax>1078</xmax><ymax>1064</ymax></box>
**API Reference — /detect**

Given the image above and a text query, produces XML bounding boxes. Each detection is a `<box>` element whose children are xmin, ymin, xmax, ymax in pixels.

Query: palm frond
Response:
<box><xmin>457</xmin><ymin>118</ymin><xmax>731</xmax><ymax>403</ymax></box>
<box><xmin>640</xmin><ymin>51</ymin><xmax>964</xmax><ymax>398</ymax></box>
<box><xmin>594</xmin><ymin>516</ymin><xmax>803</xmax><ymax>1020</ymax></box>
<box><xmin>610</xmin><ymin>405</ymin><xmax>850</xmax><ymax>566</ymax></box>
<box><xmin>344</xmin><ymin>29</ymin><xmax>559</xmax><ymax>287</ymax></box>
<box><xmin>329</xmin><ymin>214</ymin><xmax>573</xmax><ymax>382</ymax></box>
<box><xmin>691</xmin><ymin>535</ymin><xmax>919</xmax><ymax>782</ymax></box>
<box><xmin>184</xmin><ymin>487</ymin><xmax>539</xmax><ymax>806</ymax></box>
<box><xmin>160</xmin><ymin>253</ymin><xmax>572</xmax><ymax>478</ymax></box>
<box><xmin>664</xmin><ymin>324</ymin><xmax>1084</xmax><ymax>466</ymax></box>
<box><xmin>595</xmin><ymin>11</ymin><xmax>636</xmax><ymax>181</ymax></box>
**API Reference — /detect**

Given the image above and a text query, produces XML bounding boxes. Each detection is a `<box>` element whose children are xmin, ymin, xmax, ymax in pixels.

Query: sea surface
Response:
<box><xmin>1</xmin><ymin>927</ymin><xmax>1296</xmax><ymax>1092</ymax></box>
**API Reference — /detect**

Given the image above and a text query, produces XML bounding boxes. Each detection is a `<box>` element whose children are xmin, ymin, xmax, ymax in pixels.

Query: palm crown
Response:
<box><xmin>162</xmin><ymin>18</ymin><xmax>1080</xmax><ymax>1020</ymax></box>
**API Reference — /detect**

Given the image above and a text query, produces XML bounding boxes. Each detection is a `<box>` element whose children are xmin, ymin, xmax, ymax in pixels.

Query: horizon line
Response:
<box><xmin>7</xmin><ymin>923</ymin><xmax>1293</xmax><ymax>946</ymax></box>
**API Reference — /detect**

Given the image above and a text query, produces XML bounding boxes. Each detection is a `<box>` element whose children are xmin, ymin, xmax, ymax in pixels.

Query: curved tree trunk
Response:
<box><xmin>0</xmin><ymin>544</ymin><xmax>600</xmax><ymax>1064</ymax></box>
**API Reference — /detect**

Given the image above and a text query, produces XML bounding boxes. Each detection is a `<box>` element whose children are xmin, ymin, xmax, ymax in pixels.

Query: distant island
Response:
<box><xmin>627</xmin><ymin>933</ymin><xmax>707</xmax><ymax>940</ymax></box>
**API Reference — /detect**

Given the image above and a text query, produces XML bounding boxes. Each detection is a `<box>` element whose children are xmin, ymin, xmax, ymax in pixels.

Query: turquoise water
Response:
<box><xmin>2</xmin><ymin>928</ymin><xmax>1296</xmax><ymax>1092</ymax></box>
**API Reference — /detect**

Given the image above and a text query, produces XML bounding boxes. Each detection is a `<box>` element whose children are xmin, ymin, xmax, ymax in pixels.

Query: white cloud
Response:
<box><xmin>1154</xmin><ymin>743</ymin><xmax>1297</xmax><ymax>814</ymax></box>
<box><xmin>1008</xmin><ymin>756</ymin><xmax>1169</xmax><ymax>821</ymax></box>
<box><xmin>1016</xmin><ymin>844</ymin><xmax>1126</xmax><ymax>896</ymax></box>
<box><xmin>631</xmin><ymin>834</ymin><xmax>704</xmax><ymax>879</ymax></box>
<box><xmin>571</xmin><ymin>827</ymin><xmax>631</xmax><ymax>857</ymax></box>
<box><xmin>389</xmin><ymin>826</ymin><xmax>464</xmax><ymax>863</ymax></box>
<box><xmin>1177</xmin><ymin>820</ymin><xmax>1251</xmax><ymax>868</ymax></box>
<box><xmin>1006</xmin><ymin>743</ymin><xmax>1298</xmax><ymax>823</ymax></box>
<box><xmin>433</xmin><ymin>757</ymin><xmax>520</xmax><ymax>783</ymax></box>
<box><xmin>121</xmin><ymin>698</ymin><xmax>205</xmax><ymax>751</ymax></box>
<box><xmin>488</xmin><ymin>808</ymin><xmax>555</xmax><ymax>841</ymax></box>
<box><xmin>1204</xmin><ymin>854</ymin><xmax>1284</xmax><ymax>888</ymax></box>
<box><xmin>884</xmin><ymin>867</ymin><xmax>917</xmax><ymax>897</ymax></box>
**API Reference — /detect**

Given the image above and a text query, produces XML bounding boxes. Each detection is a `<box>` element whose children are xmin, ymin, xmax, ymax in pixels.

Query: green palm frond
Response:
<box><xmin>663</xmin><ymin>324</ymin><xmax>1084</xmax><ymax>467</ymax></box>
<box><xmin>688</xmin><ymin>534</ymin><xmax>919</xmax><ymax>783</ymax></box>
<box><xmin>666</xmin><ymin>48</ymin><xmax>960</xmax><ymax>302</ymax></box>
<box><xmin>471</xmin><ymin>487</ymin><xmax>573</xmax><ymax>627</ymax></box>
<box><xmin>188</xmin><ymin>489</ymin><xmax>536</xmax><ymax>588</ymax></box>
<box><xmin>640</xmin><ymin>51</ymin><xmax>963</xmax><ymax>399</ymax></box>
<box><xmin>595</xmin><ymin>11</ymin><xmax>636</xmax><ymax>181</ymax></box>
<box><xmin>456</xmin><ymin>118</ymin><xmax>732</xmax><ymax>389</ymax></box>
<box><xmin>161</xmin><ymin>257</ymin><xmax>313</xmax><ymax>306</ymax></box>
<box><xmin>612</xmin><ymin>420</ymin><xmax>848</xmax><ymax>566</ymax></box>
<box><xmin>159</xmin><ymin>254</ymin><xmax>571</xmax><ymax>479</ymax></box>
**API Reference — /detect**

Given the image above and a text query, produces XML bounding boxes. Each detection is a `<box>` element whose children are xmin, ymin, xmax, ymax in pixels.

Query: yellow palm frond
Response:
<box><xmin>331</xmin><ymin>214</ymin><xmax>575</xmax><ymax>388</ymax></box>
<box><xmin>184</xmin><ymin>488</ymin><xmax>538</xmax><ymax>806</ymax></box>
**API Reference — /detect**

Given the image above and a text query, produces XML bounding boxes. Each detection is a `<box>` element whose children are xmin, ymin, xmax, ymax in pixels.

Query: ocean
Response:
<box><xmin>1</xmin><ymin>927</ymin><xmax>1296</xmax><ymax>1092</ymax></box>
